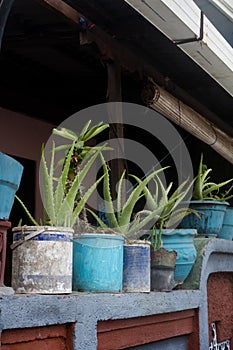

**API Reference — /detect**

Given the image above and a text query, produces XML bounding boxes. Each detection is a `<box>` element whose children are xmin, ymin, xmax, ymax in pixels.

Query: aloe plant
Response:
<box><xmin>52</xmin><ymin>120</ymin><xmax>110</xmax><ymax>176</ymax></box>
<box><xmin>192</xmin><ymin>154</ymin><xmax>233</xmax><ymax>201</ymax></box>
<box><xmin>88</xmin><ymin>155</ymin><xmax>169</xmax><ymax>239</ymax></box>
<box><xmin>16</xmin><ymin>140</ymin><xmax>106</xmax><ymax>228</ymax></box>
<box><xmin>139</xmin><ymin>174</ymin><xmax>196</xmax><ymax>250</ymax></box>
<box><xmin>53</xmin><ymin>120</ymin><xmax>111</xmax><ymax>223</ymax></box>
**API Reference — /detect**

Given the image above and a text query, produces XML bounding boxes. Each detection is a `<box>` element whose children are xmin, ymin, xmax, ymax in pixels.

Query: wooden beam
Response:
<box><xmin>36</xmin><ymin>0</ymin><xmax>164</xmax><ymax>83</ymax></box>
<box><xmin>106</xmin><ymin>60</ymin><xmax>126</xmax><ymax>200</ymax></box>
<box><xmin>36</xmin><ymin>0</ymin><xmax>81</xmax><ymax>26</ymax></box>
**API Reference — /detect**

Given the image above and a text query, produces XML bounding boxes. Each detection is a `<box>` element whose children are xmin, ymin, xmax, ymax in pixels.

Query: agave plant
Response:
<box><xmin>88</xmin><ymin>154</ymin><xmax>168</xmax><ymax>239</ymax></box>
<box><xmin>192</xmin><ymin>153</ymin><xmax>233</xmax><ymax>201</ymax></box>
<box><xmin>16</xmin><ymin>140</ymin><xmax>106</xmax><ymax>228</ymax></box>
<box><xmin>139</xmin><ymin>174</ymin><xmax>195</xmax><ymax>250</ymax></box>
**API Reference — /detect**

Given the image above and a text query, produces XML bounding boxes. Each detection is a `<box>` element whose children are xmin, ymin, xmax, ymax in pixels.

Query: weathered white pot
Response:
<box><xmin>11</xmin><ymin>226</ymin><xmax>73</xmax><ymax>294</ymax></box>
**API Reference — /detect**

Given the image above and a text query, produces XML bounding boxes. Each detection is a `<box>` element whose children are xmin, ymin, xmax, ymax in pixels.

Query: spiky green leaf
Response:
<box><xmin>41</xmin><ymin>143</ymin><xmax>56</xmax><ymax>224</ymax></box>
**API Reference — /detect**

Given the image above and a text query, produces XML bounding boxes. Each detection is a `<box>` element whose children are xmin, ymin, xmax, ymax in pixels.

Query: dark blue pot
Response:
<box><xmin>180</xmin><ymin>200</ymin><xmax>228</xmax><ymax>238</ymax></box>
<box><xmin>161</xmin><ymin>229</ymin><xmax>197</xmax><ymax>284</ymax></box>
<box><xmin>218</xmin><ymin>207</ymin><xmax>233</xmax><ymax>240</ymax></box>
<box><xmin>123</xmin><ymin>240</ymin><xmax>151</xmax><ymax>292</ymax></box>
<box><xmin>0</xmin><ymin>152</ymin><xmax>24</xmax><ymax>220</ymax></box>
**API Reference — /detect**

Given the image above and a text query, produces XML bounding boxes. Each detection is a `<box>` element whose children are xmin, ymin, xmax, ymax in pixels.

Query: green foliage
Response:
<box><xmin>192</xmin><ymin>154</ymin><xmax>233</xmax><ymax>201</ymax></box>
<box><xmin>88</xmin><ymin>155</ymin><xmax>168</xmax><ymax>239</ymax></box>
<box><xmin>52</xmin><ymin>120</ymin><xmax>111</xmax><ymax>224</ymax></box>
<box><xmin>52</xmin><ymin>120</ymin><xmax>110</xmax><ymax>173</ymax></box>
<box><xmin>16</xmin><ymin>121</ymin><xmax>108</xmax><ymax>228</ymax></box>
<box><xmin>135</xmin><ymin>173</ymin><xmax>195</xmax><ymax>250</ymax></box>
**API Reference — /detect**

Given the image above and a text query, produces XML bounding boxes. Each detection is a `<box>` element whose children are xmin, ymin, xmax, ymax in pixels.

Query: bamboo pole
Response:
<box><xmin>142</xmin><ymin>81</ymin><xmax>233</xmax><ymax>164</ymax></box>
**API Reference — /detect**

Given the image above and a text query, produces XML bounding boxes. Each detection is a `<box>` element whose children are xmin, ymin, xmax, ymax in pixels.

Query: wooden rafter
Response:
<box><xmin>37</xmin><ymin>0</ymin><xmax>81</xmax><ymax>26</ymax></box>
<box><xmin>36</xmin><ymin>0</ymin><xmax>164</xmax><ymax>83</ymax></box>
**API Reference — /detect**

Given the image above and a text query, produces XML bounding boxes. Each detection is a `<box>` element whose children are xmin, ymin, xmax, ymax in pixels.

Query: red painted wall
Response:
<box><xmin>207</xmin><ymin>272</ymin><xmax>233</xmax><ymax>345</ymax></box>
<box><xmin>97</xmin><ymin>309</ymin><xmax>199</xmax><ymax>349</ymax></box>
<box><xmin>1</xmin><ymin>324</ymin><xmax>74</xmax><ymax>350</ymax></box>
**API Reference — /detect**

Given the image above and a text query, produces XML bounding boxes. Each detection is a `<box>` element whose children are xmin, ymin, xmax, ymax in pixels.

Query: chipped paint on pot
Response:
<box><xmin>123</xmin><ymin>240</ymin><xmax>151</xmax><ymax>293</ymax></box>
<box><xmin>180</xmin><ymin>200</ymin><xmax>228</xmax><ymax>237</ymax></box>
<box><xmin>11</xmin><ymin>226</ymin><xmax>73</xmax><ymax>294</ymax></box>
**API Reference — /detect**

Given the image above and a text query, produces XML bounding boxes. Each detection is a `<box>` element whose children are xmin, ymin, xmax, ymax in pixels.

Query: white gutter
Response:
<box><xmin>210</xmin><ymin>0</ymin><xmax>233</xmax><ymax>21</ymax></box>
<box><xmin>124</xmin><ymin>0</ymin><xmax>233</xmax><ymax>97</ymax></box>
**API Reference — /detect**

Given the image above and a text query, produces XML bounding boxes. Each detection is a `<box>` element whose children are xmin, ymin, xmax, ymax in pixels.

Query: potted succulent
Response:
<box><xmin>218</xmin><ymin>185</ymin><xmax>233</xmax><ymax>240</ymax></box>
<box><xmin>11</xmin><ymin>121</ymin><xmax>108</xmax><ymax>294</ymax></box>
<box><xmin>139</xmin><ymin>174</ymin><xmax>197</xmax><ymax>290</ymax></box>
<box><xmin>0</xmin><ymin>152</ymin><xmax>24</xmax><ymax>221</ymax></box>
<box><xmin>180</xmin><ymin>154</ymin><xmax>233</xmax><ymax>238</ymax></box>
<box><xmin>52</xmin><ymin>122</ymin><xmax>127</xmax><ymax>293</ymax></box>
<box><xmin>89</xmin><ymin>156</ymin><xmax>167</xmax><ymax>293</ymax></box>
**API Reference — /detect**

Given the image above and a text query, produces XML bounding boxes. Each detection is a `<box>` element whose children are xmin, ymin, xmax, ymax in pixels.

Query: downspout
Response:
<box><xmin>174</xmin><ymin>11</ymin><xmax>204</xmax><ymax>45</ymax></box>
<box><xmin>0</xmin><ymin>0</ymin><xmax>15</xmax><ymax>51</ymax></box>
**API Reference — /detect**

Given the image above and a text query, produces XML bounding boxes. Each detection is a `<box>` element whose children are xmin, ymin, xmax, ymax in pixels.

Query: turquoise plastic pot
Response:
<box><xmin>73</xmin><ymin>233</ymin><xmax>124</xmax><ymax>292</ymax></box>
<box><xmin>0</xmin><ymin>152</ymin><xmax>24</xmax><ymax>220</ymax></box>
<box><xmin>180</xmin><ymin>200</ymin><xmax>228</xmax><ymax>237</ymax></box>
<box><xmin>218</xmin><ymin>207</ymin><xmax>233</xmax><ymax>240</ymax></box>
<box><xmin>161</xmin><ymin>229</ymin><xmax>197</xmax><ymax>284</ymax></box>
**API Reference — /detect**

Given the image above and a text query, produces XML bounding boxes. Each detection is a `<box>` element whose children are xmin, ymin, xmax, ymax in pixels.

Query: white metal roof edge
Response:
<box><xmin>203</xmin><ymin>16</ymin><xmax>233</xmax><ymax>70</ymax></box>
<box><xmin>160</xmin><ymin>0</ymin><xmax>201</xmax><ymax>37</ymax></box>
<box><xmin>209</xmin><ymin>0</ymin><xmax>233</xmax><ymax>21</ymax></box>
<box><xmin>124</xmin><ymin>0</ymin><xmax>233</xmax><ymax>97</ymax></box>
<box><xmin>124</xmin><ymin>0</ymin><xmax>200</xmax><ymax>40</ymax></box>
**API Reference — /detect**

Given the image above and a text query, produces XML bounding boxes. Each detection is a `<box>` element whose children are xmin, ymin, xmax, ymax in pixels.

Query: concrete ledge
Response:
<box><xmin>0</xmin><ymin>290</ymin><xmax>200</xmax><ymax>330</ymax></box>
<box><xmin>0</xmin><ymin>238</ymin><xmax>233</xmax><ymax>350</ymax></box>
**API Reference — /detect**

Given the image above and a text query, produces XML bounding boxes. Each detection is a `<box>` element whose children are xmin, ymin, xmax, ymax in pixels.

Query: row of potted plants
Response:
<box><xmin>180</xmin><ymin>153</ymin><xmax>233</xmax><ymax>239</ymax></box>
<box><xmin>1</xmin><ymin>120</ymin><xmax>232</xmax><ymax>294</ymax></box>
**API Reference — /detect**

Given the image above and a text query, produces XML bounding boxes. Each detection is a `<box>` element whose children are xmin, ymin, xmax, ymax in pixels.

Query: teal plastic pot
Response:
<box><xmin>73</xmin><ymin>233</ymin><xmax>124</xmax><ymax>292</ymax></box>
<box><xmin>0</xmin><ymin>152</ymin><xmax>24</xmax><ymax>220</ymax></box>
<box><xmin>161</xmin><ymin>229</ymin><xmax>197</xmax><ymax>284</ymax></box>
<box><xmin>180</xmin><ymin>200</ymin><xmax>228</xmax><ymax>237</ymax></box>
<box><xmin>218</xmin><ymin>207</ymin><xmax>233</xmax><ymax>240</ymax></box>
